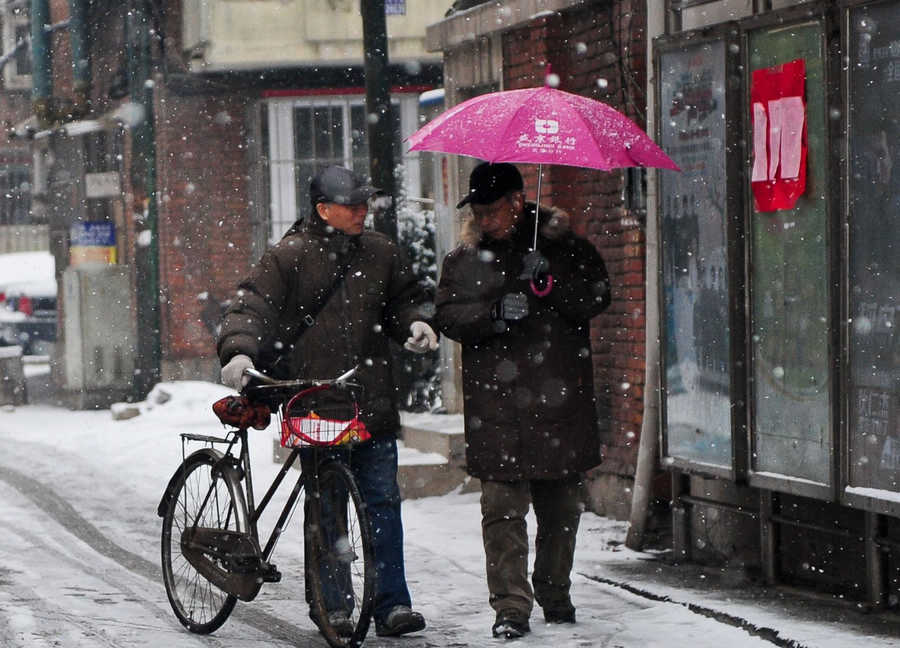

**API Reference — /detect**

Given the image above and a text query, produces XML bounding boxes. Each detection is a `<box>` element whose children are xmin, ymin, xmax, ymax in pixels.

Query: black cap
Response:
<box><xmin>310</xmin><ymin>166</ymin><xmax>380</xmax><ymax>206</ymax></box>
<box><xmin>457</xmin><ymin>162</ymin><xmax>524</xmax><ymax>209</ymax></box>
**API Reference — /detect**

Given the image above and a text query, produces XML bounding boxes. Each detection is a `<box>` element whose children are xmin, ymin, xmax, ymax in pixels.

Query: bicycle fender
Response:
<box><xmin>156</xmin><ymin>448</ymin><xmax>224</xmax><ymax>517</ymax></box>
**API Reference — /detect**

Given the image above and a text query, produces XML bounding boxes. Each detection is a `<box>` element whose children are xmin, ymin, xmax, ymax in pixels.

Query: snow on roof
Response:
<box><xmin>0</xmin><ymin>251</ymin><xmax>55</xmax><ymax>288</ymax></box>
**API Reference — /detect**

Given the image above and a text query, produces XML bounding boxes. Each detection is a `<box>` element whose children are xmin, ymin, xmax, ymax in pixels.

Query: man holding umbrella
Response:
<box><xmin>434</xmin><ymin>162</ymin><xmax>611</xmax><ymax>639</ymax></box>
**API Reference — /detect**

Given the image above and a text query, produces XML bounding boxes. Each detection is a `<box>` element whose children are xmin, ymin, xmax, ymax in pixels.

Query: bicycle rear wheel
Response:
<box><xmin>306</xmin><ymin>460</ymin><xmax>375</xmax><ymax>648</ymax></box>
<box><xmin>160</xmin><ymin>449</ymin><xmax>249</xmax><ymax>633</ymax></box>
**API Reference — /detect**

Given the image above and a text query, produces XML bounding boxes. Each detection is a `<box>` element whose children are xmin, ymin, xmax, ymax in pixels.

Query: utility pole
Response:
<box><xmin>128</xmin><ymin>1</ymin><xmax>161</xmax><ymax>398</ymax></box>
<box><xmin>360</xmin><ymin>0</ymin><xmax>397</xmax><ymax>240</ymax></box>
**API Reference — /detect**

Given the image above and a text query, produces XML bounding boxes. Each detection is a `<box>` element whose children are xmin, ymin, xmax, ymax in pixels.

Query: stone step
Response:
<box><xmin>397</xmin><ymin>412</ymin><xmax>477</xmax><ymax>499</ymax></box>
<box><xmin>398</xmin><ymin>411</ymin><xmax>465</xmax><ymax>465</ymax></box>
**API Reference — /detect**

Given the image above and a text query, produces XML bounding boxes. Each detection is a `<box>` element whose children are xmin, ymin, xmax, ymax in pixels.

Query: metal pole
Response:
<box><xmin>531</xmin><ymin>164</ymin><xmax>542</xmax><ymax>251</ymax></box>
<box><xmin>129</xmin><ymin>1</ymin><xmax>161</xmax><ymax>397</ymax></box>
<box><xmin>30</xmin><ymin>0</ymin><xmax>52</xmax><ymax>124</ymax></box>
<box><xmin>361</xmin><ymin>0</ymin><xmax>397</xmax><ymax>240</ymax></box>
<box><xmin>67</xmin><ymin>0</ymin><xmax>90</xmax><ymax>114</ymax></box>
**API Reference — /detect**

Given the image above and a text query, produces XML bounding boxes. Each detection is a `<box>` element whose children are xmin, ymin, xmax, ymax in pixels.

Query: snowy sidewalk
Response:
<box><xmin>0</xmin><ymin>380</ymin><xmax>898</xmax><ymax>647</ymax></box>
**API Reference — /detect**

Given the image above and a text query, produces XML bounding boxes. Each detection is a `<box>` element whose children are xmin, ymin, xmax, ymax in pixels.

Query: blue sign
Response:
<box><xmin>70</xmin><ymin>221</ymin><xmax>115</xmax><ymax>247</ymax></box>
<box><xmin>386</xmin><ymin>0</ymin><xmax>405</xmax><ymax>15</ymax></box>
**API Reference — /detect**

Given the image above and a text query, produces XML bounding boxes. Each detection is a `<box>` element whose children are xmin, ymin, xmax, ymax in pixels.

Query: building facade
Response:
<box><xmin>0</xmin><ymin>0</ymin><xmax>443</xmax><ymax>404</ymax></box>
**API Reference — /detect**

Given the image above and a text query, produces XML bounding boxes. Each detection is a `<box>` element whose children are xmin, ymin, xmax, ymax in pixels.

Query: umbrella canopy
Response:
<box><xmin>407</xmin><ymin>85</ymin><xmax>679</xmax><ymax>172</ymax></box>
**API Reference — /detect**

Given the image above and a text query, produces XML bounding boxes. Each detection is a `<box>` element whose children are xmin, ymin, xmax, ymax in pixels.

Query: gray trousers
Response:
<box><xmin>480</xmin><ymin>475</ymin><xmax>584</xmax><ymax>616</ymax></box>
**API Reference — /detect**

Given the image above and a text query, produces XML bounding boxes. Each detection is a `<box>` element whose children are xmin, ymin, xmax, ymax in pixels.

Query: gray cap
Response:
<box><xmin>310</xmin><ymin>166</ymin><xmax>380</xmax><ymax>206</ymax></box>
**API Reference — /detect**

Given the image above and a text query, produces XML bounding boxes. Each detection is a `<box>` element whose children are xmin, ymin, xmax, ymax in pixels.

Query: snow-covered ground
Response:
<box><xmin>0</xmin><ymin>379</ymin><xmax>897</xmax><ymax>647</ymax></box>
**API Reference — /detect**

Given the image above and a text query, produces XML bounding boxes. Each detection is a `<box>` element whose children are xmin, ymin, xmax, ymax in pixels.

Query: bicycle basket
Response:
<box><xmin>280</xmin><ymin>384</ymin><xmax>370</xmax><ymax>448</ymax></box>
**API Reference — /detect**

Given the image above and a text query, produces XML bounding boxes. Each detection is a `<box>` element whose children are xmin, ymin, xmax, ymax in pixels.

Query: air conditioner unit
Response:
<box><xmin>63</xmin><ymin>265</ymin><xmax>135</xmax><ymax>395</ymax></box>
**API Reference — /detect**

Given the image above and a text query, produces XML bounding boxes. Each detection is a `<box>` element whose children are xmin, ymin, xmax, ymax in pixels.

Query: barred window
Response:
<box><xmin>265</xmin><ymin>94</ymin><xmax>415</xmax><ymax>244</ymax></box>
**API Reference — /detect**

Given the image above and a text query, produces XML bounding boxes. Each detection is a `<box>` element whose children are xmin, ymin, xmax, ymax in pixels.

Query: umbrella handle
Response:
<box><xmin>530</xmin><ymin>274</ymin><xmax>553</xmax><ymax>297</ymax></box>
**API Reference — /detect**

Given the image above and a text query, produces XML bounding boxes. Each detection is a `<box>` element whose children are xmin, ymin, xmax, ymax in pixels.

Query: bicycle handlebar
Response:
<box><xmin>239</xmin><ymin>365</ymin><xmax>361</xmax><ymax>403</ymax></box>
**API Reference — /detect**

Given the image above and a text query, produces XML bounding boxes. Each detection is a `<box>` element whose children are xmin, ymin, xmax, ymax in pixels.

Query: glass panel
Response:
<box><xmin>351</xmin><ymin>104</ymin><xmax>369</xmax><ymax>177</ymax></box>
<box><xmin>293</xmin><ymin>107</ymin><xmax>313</xmax><ymax>161</ymax></box>
<box><xmin>748</xmin><ymin>22</ymin><xmax>831</xmax><ymax>484</ymax></box>
<box><xmin>658</xmin><ymin>40</ymin><xmax>733</xmax><ymax>468</ymax></box>
<box><xmin>350</xmin><ymin>102</ymin><xmax>402</xmax><ymax>180</ymax></box>
<box><xmin>314</xmin><ymin>105</ymin><xmax>344</xmax><ymax>163</ymax></box>
<box><xmin>293</xmin><ymin>104</ymin><xmax>345</xmax><ymax>222</ymax></box>
<box><xmin>846</xmin><ymin>3</ymin><xmax>900</xmax><ymax>494</ymax></box>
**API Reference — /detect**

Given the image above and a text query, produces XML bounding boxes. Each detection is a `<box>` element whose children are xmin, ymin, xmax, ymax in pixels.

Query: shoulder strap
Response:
<box><xmin>297</xmin><ymin>250</ymin><xmax>355</xmax><ymax>333</ymax></box>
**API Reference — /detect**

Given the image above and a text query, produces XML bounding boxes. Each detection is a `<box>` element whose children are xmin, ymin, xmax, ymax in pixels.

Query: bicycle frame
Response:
<box><xmin>181</xmin><ymin>425</ymin><xmax>311</xmax><ymax>567</ymax></box>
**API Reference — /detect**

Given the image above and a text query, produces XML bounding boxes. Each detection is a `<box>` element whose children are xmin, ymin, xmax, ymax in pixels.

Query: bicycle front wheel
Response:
<box><xmin>160</xmin><ymin>449</ymin><xmax>249</xmax><ymax>634</ymax></box>
<box><xmin>306</xmin><ymin>460</ymin><xmax>375</xmax><ymax>648</ymax></box>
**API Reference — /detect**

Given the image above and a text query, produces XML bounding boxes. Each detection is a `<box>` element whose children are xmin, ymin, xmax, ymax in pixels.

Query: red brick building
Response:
<box><xmin>2</xmin><ymin>1</ymin><xmax>441</xmax><ymax>403</ymax></box>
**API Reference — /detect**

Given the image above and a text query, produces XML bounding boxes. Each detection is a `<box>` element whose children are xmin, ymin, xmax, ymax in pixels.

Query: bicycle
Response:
<box><xmin>157</xmin><ymin>366</ymin><xmax>375</xmax><ymax>648</ymax></box>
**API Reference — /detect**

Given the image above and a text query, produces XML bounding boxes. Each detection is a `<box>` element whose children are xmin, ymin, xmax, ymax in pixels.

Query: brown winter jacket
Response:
<box><xmin>435</xmin><ymin>203</ymin><xmax>610</xmax><ymax>480</ymax></box>
<box><xmin>217</xmin><ymin>216</ymin><xmax>432</xmax><ymax>436</ymax></box>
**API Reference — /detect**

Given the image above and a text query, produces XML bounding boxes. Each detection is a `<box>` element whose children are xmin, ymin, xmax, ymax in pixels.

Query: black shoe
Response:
<box><xmin>309</xmin><ymin>609</ymin><xmax>355</xmax><ymax>638</ymax></box>
<box><xmin>492</xmin><ymin>609</ymin><xmax>531</xmax><ymax>639</ymax></box>
<box><xmin>543</xmin><ymin>603</ymin><xmax>576</xmax><ymax>624</ymax></box>
<box><xmin>375</xmin><ymin>605</ymin><xmax>426</xmax><ymax>637</ymax></box>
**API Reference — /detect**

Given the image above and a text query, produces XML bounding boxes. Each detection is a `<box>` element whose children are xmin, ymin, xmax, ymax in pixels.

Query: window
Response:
<box><xmin>266</xmin><ymin>93</ymin><xmax>419</xmax><ymax>243</ymax></box>
<box><xmin>2</xmin><ymin>3</ymin><xmax>31</xmax><ymax>89</ymax></box>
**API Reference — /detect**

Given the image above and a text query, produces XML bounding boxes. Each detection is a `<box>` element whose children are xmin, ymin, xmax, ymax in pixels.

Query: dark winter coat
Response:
<box><xmin>435</xmin><ymin>203</ymin><xmax>610</xmax><ymax>480</ymax></box>
<box><xmin>217</xmin><ymin>216</ymin><xmax>432</xmax><ymax>436</ymax></box>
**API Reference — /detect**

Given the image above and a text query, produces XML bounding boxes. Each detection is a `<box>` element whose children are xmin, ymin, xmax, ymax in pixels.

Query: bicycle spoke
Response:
<box><xmin>162</xmin><ymin>452</ymin><xmax>244</xmax><ymax>634</ymax></box>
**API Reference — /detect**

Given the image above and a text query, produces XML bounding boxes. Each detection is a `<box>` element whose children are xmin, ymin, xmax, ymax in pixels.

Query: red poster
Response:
<box><xmin>750</xmin><ymin>59</ymin><xmax>807</xmax><ymax>212</ymax></box>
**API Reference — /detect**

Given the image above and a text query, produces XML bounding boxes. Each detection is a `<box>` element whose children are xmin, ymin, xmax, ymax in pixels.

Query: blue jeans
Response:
<box><xmin>302</xmin><ymin>436</ymin><xmax>411</xmax><ymax>622</ymax></box>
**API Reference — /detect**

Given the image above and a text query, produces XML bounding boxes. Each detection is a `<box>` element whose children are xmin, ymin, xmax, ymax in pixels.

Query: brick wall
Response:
<box><xmin>502</xmin><ymin>0</ymin><xmax>648</xmax><ymax>479</ymax></box>
<box><xmin>155</xmin><ymin>85</ymin><xmax>256</xmax><ymax>366</ymax></box>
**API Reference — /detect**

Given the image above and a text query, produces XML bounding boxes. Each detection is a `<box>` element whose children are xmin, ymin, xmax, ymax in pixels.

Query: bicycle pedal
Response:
<box><xmin>260</xmin><ymin>562</ymin><xmax>281</xmax><ymax>583</ymax></box>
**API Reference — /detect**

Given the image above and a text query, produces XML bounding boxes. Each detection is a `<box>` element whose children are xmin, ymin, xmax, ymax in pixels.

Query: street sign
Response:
<box><xmin>85</xmin><ymin>171</ymin><xmax>121</xmax><ymax>199</ymax></box>
<box><xmin>70</xmin><ymin>221</ymin><xmax>116</xmax><ymax>265</ymax></box>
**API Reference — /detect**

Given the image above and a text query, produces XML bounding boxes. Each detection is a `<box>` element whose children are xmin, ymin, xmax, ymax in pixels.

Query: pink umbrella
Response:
<box><xmin>407</xmin><ymin>82</ymin><xmax>679</xmax><ymax>249</ymax></box>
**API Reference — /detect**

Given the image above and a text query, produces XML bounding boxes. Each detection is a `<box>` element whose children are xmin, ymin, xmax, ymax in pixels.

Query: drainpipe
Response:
<box><xmin>31</xmin><ymin>0</ymin><xmax>52</xmax><ymax>125</ymax></box>
<box><xmin>626</xmin><ymin>0</ymin><xmax>664</xmax><ymax>551</ymax></box>
<box><xmin>67</xmin><ymin>0</ymin><xmax>90</xmax><ymax>116</ymax></box>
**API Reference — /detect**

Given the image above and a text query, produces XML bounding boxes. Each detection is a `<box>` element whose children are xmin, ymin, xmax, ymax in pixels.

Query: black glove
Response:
<box><xmin>519</xmin><ymin>250</ymin><xmax>550</xmax><ymax>291</ymax></box>
<box><xmin>491</xmin><ymin>292</ymin><xmax>529</xmax><ymax>321</ymax></box>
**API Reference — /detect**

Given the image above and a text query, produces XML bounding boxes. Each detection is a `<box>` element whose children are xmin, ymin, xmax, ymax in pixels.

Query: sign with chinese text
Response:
<box><xmin>750</xmin><ymin>59</ymin><xmax>807</xmax><ymax>212</ymax></box>
<box><xmin>70</xmin><ymin>221</ymin><xmax>116</xmax><ymax>265</ymax></box>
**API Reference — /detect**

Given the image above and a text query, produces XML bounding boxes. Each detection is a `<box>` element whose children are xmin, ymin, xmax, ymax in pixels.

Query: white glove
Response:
<box><xmin>404</xmin><ymin>321</ymin><xmax>439</xmax><ymax>354</ymax></box>
<box><xmin>221</xmin><ymin>354</ymin><xmax>254</xmax><ymax>391</ymax></box>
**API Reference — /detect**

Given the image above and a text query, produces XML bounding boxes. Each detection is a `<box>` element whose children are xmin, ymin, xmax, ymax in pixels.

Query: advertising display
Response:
<box><xmin>658</xmin><ymin>38</ymin><xmax>734</xmax><ymax>471</ymax></box>
<box><xmin>747</xmin><ymin>22</ymin><xmax>831</xmax><ymax>488</ymax></box>
<box><xmin>845</xmin><ymin>2</ymin><xmax>900</xmax><ymax>500</ymax></box>
<box><xmin>70</xmin><ymin>221</ymin><xmax>116</xmax><ymax>266</ymax></box>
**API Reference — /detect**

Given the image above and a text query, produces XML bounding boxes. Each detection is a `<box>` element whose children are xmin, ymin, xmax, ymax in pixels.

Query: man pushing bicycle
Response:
<box><xmin>217</xmin><ymin>165</ymin><xmax>436</xmax><ymax>638</ymax></box>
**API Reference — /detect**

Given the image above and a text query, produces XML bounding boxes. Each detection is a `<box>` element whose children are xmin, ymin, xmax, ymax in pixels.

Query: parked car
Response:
<box><xmin>0</xmin><ymin>251</ymin><xmax>57</xmax><ymax>356</ymax></box>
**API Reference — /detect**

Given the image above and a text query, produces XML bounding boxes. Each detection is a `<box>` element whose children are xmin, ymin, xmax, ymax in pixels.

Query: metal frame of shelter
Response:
<box><xmin>654</xmin><ymin>0</ymin><xmax>900</xmax><ymax>605</ymax></box>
